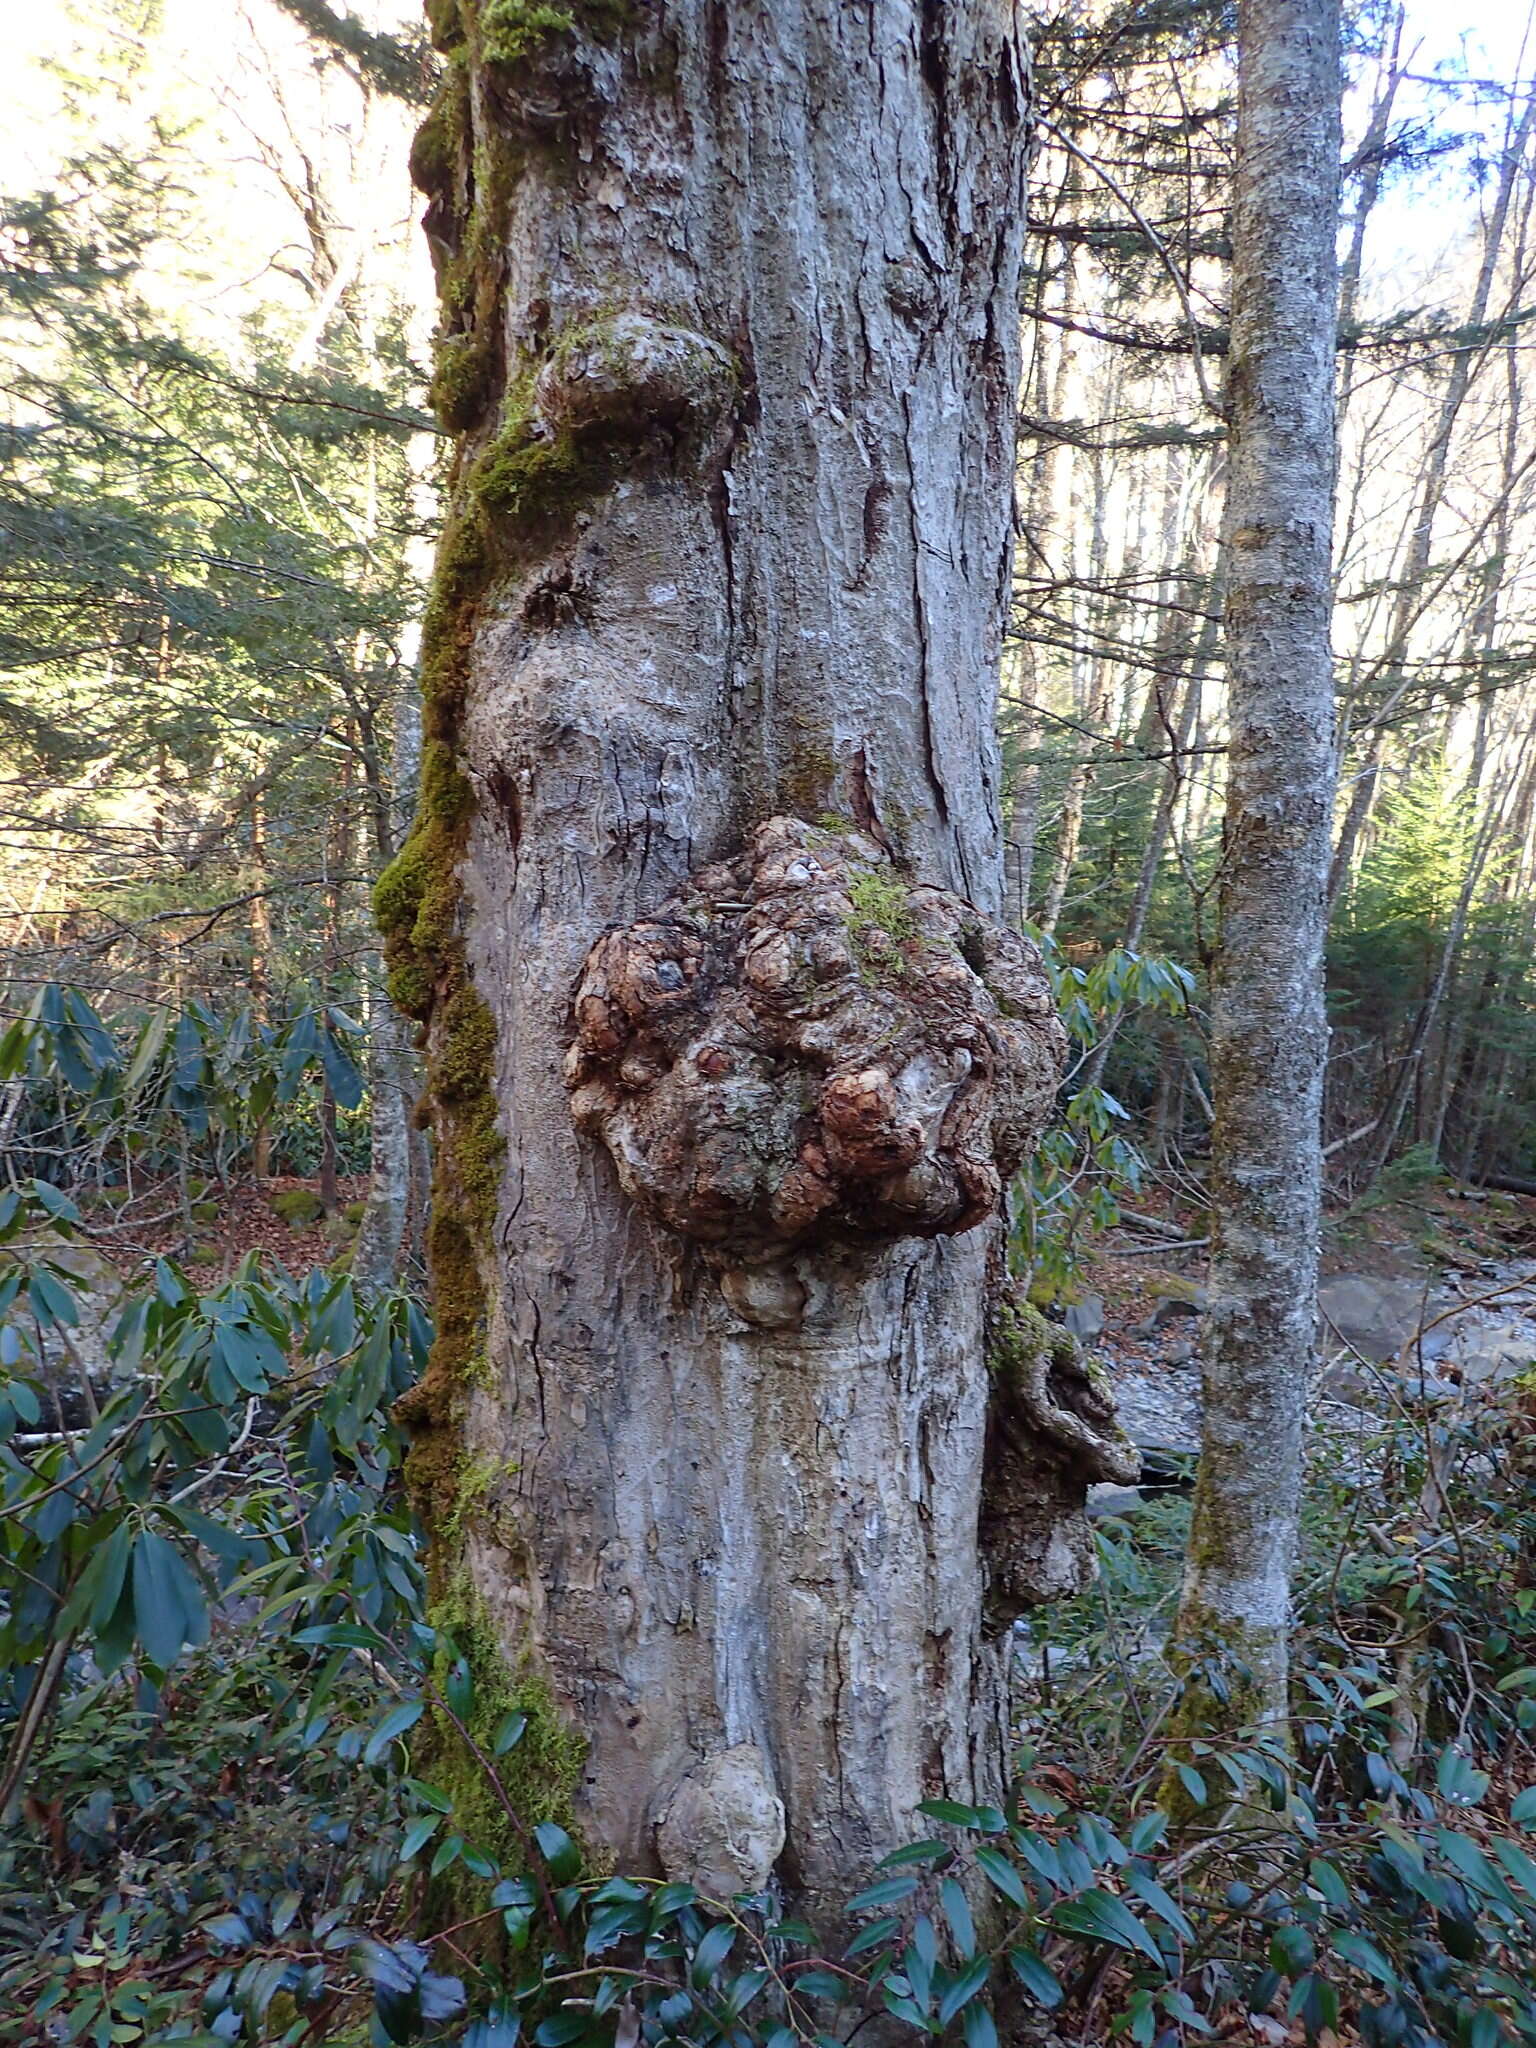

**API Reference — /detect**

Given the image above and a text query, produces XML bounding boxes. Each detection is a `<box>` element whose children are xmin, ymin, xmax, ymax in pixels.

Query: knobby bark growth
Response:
<box><xmin>377</xmin><ymin>0</ymin><xmax>1099</xmax><ymax>1916</ymax></box>
<box><xmin>1163</xmin><ymin>0</ymin><xmax>1342</xmax><ymax>1752</ymax></box>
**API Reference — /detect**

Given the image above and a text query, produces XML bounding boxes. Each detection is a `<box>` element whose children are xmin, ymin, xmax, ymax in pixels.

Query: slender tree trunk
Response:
<box><xmin>1076</xmin><ymin>561</ymin><xmax>1222</xmax><ymax>1097</ymax></box>
<box><xmin>356</xmin><ymin>676</ymin><xmax>424</xmax><ymax>1297</ymax></box>
<box><xmin>318</xmin><ymin>754</ymin><xmax>351</xmax><ymax>1216</ymax></box>
<box><xmin>1360</xmin><ymin>735</ymin><xmax>1518</xmax><ymax>1188</ymax></box>
<box><xmin>1163</xmin><ymin>0</ymin><xmax>1341</xmax><ymax>1755</ymax></box>
<box><xmin>1039</xmin><ymin>436</ymin><xmax>1112</xmax><ymax>934</ymax></box>
<box><xmin>249</xmin><ymin>791</ymin><xmax>274</xmax><ymax>1182</ymax></box>
<box><xmin>385</xmin><ymin>0</ymin><xmax>1110</xmax><ymax>1919</ymax></box>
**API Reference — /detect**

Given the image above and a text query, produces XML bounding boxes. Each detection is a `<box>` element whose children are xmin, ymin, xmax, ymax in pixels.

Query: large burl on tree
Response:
<box><xmin>565</xmin><ymin>816</ymin><xmax>1067</xmax><ymax>1289</ymax></box>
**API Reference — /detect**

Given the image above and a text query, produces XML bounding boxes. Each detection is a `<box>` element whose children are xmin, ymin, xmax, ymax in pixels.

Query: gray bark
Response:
<box><xmin>400</xmin><ymin>0</ymin><xmax>1087</xmax><ymax>1918</ymax></box>
<box><xmin>1165</xmin><ymin>0</ymin><xmax>1341</xmax><ymax>1739</ymax></box>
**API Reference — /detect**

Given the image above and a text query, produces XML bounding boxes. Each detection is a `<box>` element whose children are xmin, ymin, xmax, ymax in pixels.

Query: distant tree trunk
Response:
<box><xmin>1007</xmin><ymin>213</ymin><xmax>1080</xmax><ymax>928</ymax></box>
<box><xmin>1163</xmin><ymin>0</ymin><xmax>1341</xmax><ymax>1757</ymax></box>
<box><xmin>382</xmin><ymin>0</ymin><xmax>1120</xmax><ymax>1922</ymax></box>
<box><xmin>249</xmin><ymin>791</ymin><xmax>274</xmax><ymax>1181</ymax></box>
<box><xmin>355</xmin><ymin>678</ymin><xmax>423</xmax><ymax>1297</ymax></box>
<box><xmin>1039</xmin><ymin>435</ymin><xmax>1112</xmax><ymax>934</ymax></box>
<box><xmin>318</xmin><ymin>755</ymin><xmax>350</xmax><ymax>1215</ymax></box>
<box><xmin>1076</xmin><ymin>562</ymin><xmax>1222</xmax><ymax>1098</ymax></box>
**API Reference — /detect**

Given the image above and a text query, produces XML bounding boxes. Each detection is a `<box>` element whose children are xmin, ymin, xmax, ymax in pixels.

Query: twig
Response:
<box><xmin>1035</xmin><ymin>117</ymin><xmax>1226</xmax><ymax>421</ymax></box>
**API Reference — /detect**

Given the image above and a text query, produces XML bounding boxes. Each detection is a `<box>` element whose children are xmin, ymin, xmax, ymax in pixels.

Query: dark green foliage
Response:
<box><xmin>1013</xmin><ymin>930</ymin><xmax>1196</xmax><ymax>1290</ymax></box>
<box><xmin>1</xmin><ymin>984</ymin><xmax>370</xmax><ymax>1188</ymax></box>
<box><xmin>5</xmin><ymin>1176</ymin><xmax>1535</xmax><ymax>2045</ymax></box>
<box><xmin>268</xmin><ymin>0</ymin><xmax>437</xmax><ymax>101</ymax></box>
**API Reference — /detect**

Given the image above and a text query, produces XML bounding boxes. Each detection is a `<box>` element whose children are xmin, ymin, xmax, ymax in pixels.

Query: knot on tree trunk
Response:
<box><xmin>981</xmin><ymin>1295</ymin><xmax>1140</xmax><ymax>1627</ymax></box>
<box><xmin>654</xmin><ymin>1744</ymin><xmax>786</xmax><ymax>1899</ymax></box>
<box><xmin>564</xmin><ymin>817</ymin><xmax>1068</xmax><ymax>1266</ymax></box>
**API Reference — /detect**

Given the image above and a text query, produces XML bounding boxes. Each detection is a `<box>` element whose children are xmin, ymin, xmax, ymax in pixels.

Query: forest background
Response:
<box><xmin>4</xmin><ymin>2</ymin><xmax>1536</xmax><ymax>2045</ymax></box>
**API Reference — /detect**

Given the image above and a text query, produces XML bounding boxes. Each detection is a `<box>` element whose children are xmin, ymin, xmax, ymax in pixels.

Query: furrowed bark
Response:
<box><xmin>380</xmin><ymin>0</ymin><xmax>1088</xmax><ymax>1920</ymax></box>
<box><xmin>1163</xmin><ymin>0</ymin><xmax>1341</xmax><ymax>1755</ymax></box>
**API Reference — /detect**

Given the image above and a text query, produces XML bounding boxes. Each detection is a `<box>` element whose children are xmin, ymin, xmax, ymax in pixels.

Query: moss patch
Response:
<box><xmin>409</xmin><ymin>60</ymin><xmax>469</xmax><ymax>195</ymax></box>
<box><xmin>845</xmin><ymin>866</ymin><xmax>915</xmax><ymax>946</ymax></box>
<box><xmin>268</xmin><ymin>1187</ymin><xmax>325</xmax><ymax>1227</ymax></box>
<box><xmin>469</xmin><ymin>382</ymin><xmax>597</xmax><ymax>544</ymax></box>
<box><xmin>478</xmin><ymin>0</ymin><xmax>575</xmax><ymax>64</ymax></box>
<box><xmin>475</xmin><ymin>0</ymin><xmax>631</xmax><ymax>66</ymax></box>
<box><xmin>416</xmin><ymin>1573</ymin><xmax>586</xmax><ymax>1925</ymax></box>
<box><xmin>989</xmin><ymin>1294</ymin><xmax>1053</xmax><ymax>1381</ymax></box>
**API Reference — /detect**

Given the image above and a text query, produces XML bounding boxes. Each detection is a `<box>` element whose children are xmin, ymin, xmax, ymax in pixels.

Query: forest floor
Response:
<box><xmin>73</xmin><ymin>1171</ymin><xmax>370</xmax><ymax>1277</ymax></box>
<box><xmin>1075</xmin><ymin>1179</ymin><xmax>1536</xmax><ymax>1462</ymax></box>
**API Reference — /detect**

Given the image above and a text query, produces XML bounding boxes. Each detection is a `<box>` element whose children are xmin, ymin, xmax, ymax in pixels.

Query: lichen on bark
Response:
<box><xmin>980</xmin><ymin>1293</ymin><xmax>1140</xmax><ymax>1626</ymax></box>
<box><xmin>564</xmin><ymin>816</ymin><xmax>1069</xmax><ymax>1281</ymax></box>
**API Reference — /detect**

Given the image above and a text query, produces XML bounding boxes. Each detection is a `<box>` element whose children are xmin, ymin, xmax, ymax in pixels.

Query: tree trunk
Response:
<box><xmin>249</xmin><ymin>792</ymin><xmax>274</xmax><ymax>1181</ymax></box>
<box><xmin>355</xmin><ymin>677</ymin><xmax>424</xmax><ymax>1298</ymax></box>
<box><xmin>383</xmin><ymin>0</ymin><xmax>1109</xmax><ymax>1921</ymax></box>
<box><xmin>1163</xmin><ymin>0</ymin><xmax>1340</xmax><ymax>1753</ymax></box>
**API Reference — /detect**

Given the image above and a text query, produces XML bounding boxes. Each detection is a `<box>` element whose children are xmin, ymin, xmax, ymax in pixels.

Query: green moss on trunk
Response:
<box><xmin>413</xmin><ymin>1574</ymin><xmax>587</xmax><ymax>1938</ymax></box>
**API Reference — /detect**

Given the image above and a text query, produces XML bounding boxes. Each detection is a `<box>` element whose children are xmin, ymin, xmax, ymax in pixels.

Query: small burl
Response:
<box><xmin>564</xmin><ymin>817</ymin><xmax>1070</xmax><ymax>1265</ymax></box>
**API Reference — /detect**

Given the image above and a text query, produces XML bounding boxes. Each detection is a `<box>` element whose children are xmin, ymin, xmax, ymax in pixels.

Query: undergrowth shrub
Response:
<box><xmin>4</xmin><ymin>1176</ymin><xmax>1535</xmax><ymax>2047</ymax></box>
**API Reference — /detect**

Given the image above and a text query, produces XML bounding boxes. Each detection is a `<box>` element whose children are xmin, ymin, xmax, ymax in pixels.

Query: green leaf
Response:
<box><xmin>130</xmin><ymin>1530</ymin><xmax>206</xmax><ymax>1671</ymax></box>
<box><xmin>1468</xmin><ymin>2013</ymin><xmax>1503</xmax><ymax>2048</ymax></box>
<box><xmin>493</xmin><ymin>1711</ymin><xmax>528</xmax><ymax>1756</ymax></box>
<box><xmin>532</xmin><ymin>1820</ymin><xmax>580</xmax><ymax>1881</ymax></box>
<box><xmin>1490</xmin><ymin>1832</ymin><xmax>1536</xmax><ymax>1904</ymax></box>
<box><xmin>937</xmin><ymin>1956</ymin><xmax>989</xmax><ymax>2026</ymax></box>
<box><xmin>1512</xmin><ymin>1786</ymin><xmax>1536</xmax><ymax>1827</ymax></box>
<box><xmin>29</xmin><ymin>1179</ymin><xmax>80</xmax><ymax>1227</ymax></box>
<box><xmin>1307</xmin><ymin>1857</ymin><xmax>1350</xmax><ymax>1909</ymax></box>
<box><xmin>444</xmin><ymin>1653</ymin><xmax>474</xmax><ymax>1716</ymax></box>
<box><xmin>270</xmin><ymin>1890</ymin><xmax>302</xmax><ymax>1938</ymax></box>
<box><xmin>321</xmin><ymin>1026</ymin><xmax>365</xmax><ymax>1110</ymax></box>
<box><xmin>1009</xmin><ymin>1946</ymin><xmax>1063</xmax><ymax>2009</ymax></box>
<box><xmin>940</xmin><ymin>1876</ymin><xmax>976</xmax><ymax>1960</ymax></box>
<box><xmin>29</xmin><ymin>1265</ymin><xmax>79</xmax><ymax>1329</ymax></box>
<box><xmin>533</xmin><ymin>2017</ymin><xmax>591</xmax><ymax>2047</ymax></box>
<box><xmin>1124</xmin><ymin>1868</ymin><xmax>1194</xmax><ymax>1943</ymax></box>
<box><xmin>689</xmin><ymin>1924</ymin><xmax>735</xmax><ymax>1986</ymax></box>
<box><xmin>787</xmin><ymin>1968</ymin><xmax>846</xmax><ymax>2002</ymax></box>
<box><xmin>59</xmin><ymin>1523</ymin><xmax>132</xmax><ymax>1634</ymax></box>
<box><xmin>1127</xmin><ymin>1812</ymin><xmax>1167</xmax><ymax>1855</ymax></box>
<box><xmin>1331</xmin><ymin>1930</ymin><xmax>1397</xmax><ymax>1987</ymax></box>
<box><xmin>363</xmin><ymin>1700</ymin><xmax>424</xmax><ymax>1766</ymax></box>
<box><xmin>1049</xmin><ymin>1889</ymin><xmax>1162</xmax><ymax>1964</ymax></box>
<box><xmin>918</xmin><ymin>1798</ymin><xmax>1006</xmax><ymax>1833</ymax></box>
<box><xmin>847</xmin><ymin>1875</ymin><xmax>919</xmax><ymax>1913</ymax></box>
<box><xmin>975</xmin><ymin>1844</ymin><xmax>1029</xmax><ymax>1909</ymax></box>
<box><xmin>1174</xmin><ymin>1763</ymin><xmax>1206</xmax><ymax>1807</ymax></box>
<box><xmin>877</xmin><ymin>1838</ymin><xmax>952</xmax><ymax>1869</ymax></box>
<box><xmin>961</xmin><ymin>2000</ymin><xmax>998</xmax><ymax>2048</ymax></box>
<box><xmin>400</xmin><ymin>1815</ymin><xmax>441</xmax><ymax>1861</ymax></box>
<box><xmin>845</xmin><ymin>1916</ymin><xmax>901</xmax><ymax>1958</ymax></box>
<box><xmin>584</xmin><ymin>1903</ymin><xmax>647</xmax><ymax>1957</ymax></box>
<box><xmin>122</xmin><ymin>1011</ymin><xmax>169</xmax><ymax>1096</ymax></box>
<box><xmin>292</xmin><ymin>1622</ymin><xmax>383</xmax><ymax>1650</ymax></box>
